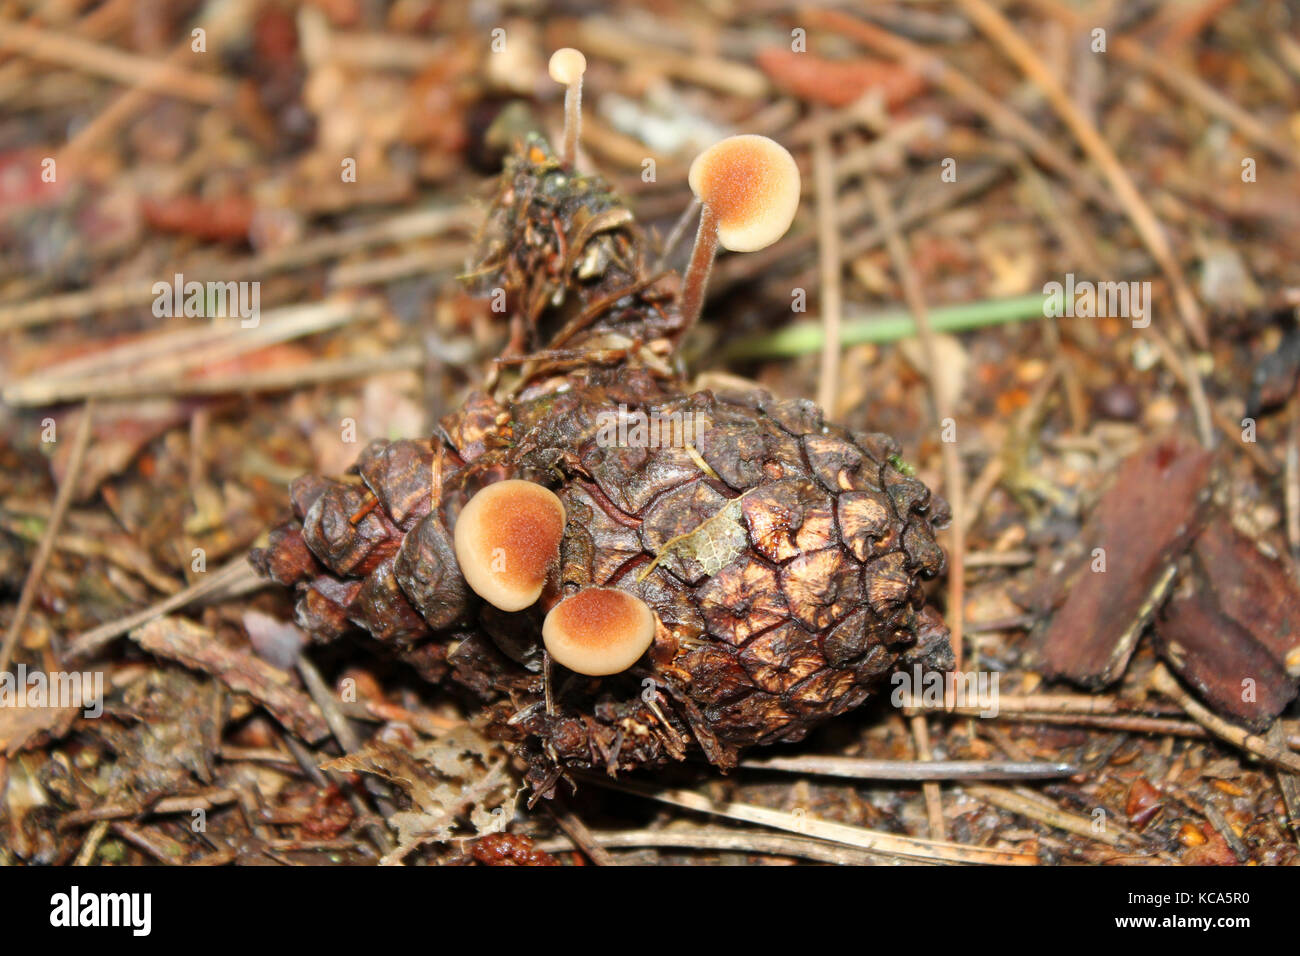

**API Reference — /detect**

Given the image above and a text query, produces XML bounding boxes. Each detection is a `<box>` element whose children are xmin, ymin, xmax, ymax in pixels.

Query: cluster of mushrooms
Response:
<box><xmin>452</xmin><ymin>51</ymin><xmax>803</xmax><ymax>680</ymax></box>
<box><xmin>452</xmin><ymin>478</ymin><xmax>656</xmax><ymax>676</ymax></box>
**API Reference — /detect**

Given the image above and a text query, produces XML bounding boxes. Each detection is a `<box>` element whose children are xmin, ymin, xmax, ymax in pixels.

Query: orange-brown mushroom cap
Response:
<box><xmin>542</xmin><ymin>587</ymin><xmax>657</xmax><ymax>676</ymax></box>
<box><xmin>548</xmin><ymin>47</ymin><xmax>587</xmax><ymax>86</ymax></box>
<box><xmin>687</xmin><ymin>134</ymin><xmax>800</xmax><ymax>252</ymax></box>
<box><xmin>453</xmin><ymin>479</ymin><xmax>566</xmax><ymax>612</ymax></box>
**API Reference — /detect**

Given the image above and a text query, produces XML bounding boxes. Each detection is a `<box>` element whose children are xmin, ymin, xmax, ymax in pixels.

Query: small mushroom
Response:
<box><xmin>453</xmin><ymin>479</ymin><xmax>566</xmax><ymax>612</ymax></box>
<box><xmin>679</xmin><ymin>134</ymin><xmax>801</xmax><ymax>328</ymax></box>
<box><xmin>542</xmin><ymin>587</ymin><xmax>657</xmax><ymax>676</ymax></box>
<box><xmin>548</xmin><ymin>47</ymin><xmax>587</xmax><ymax>167</ymax></box>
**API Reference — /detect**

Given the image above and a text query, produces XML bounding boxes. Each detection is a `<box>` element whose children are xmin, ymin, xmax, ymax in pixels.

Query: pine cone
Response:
<box><xmin>251</xmin><ymin>137</ymin><xmax>952</xmax><ymax>795</ymax></box>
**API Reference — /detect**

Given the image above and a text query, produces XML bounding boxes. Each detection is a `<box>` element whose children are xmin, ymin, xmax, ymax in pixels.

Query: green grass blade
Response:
<box><xmin>724</xmin><ymin>293</ymin><xmax>1047</xmax><ymax>360</ymax></box>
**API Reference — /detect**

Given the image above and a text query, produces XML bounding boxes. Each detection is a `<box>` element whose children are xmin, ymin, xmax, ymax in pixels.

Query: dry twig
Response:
<box><xmin>0</xmin><ymin>19</ymin><xmax>232</xmax><ymax>104</ymax></box>
<box><xmin>1150</xmin><ymin>665</ymin><xmax>1300</xmax><ymax>774</ymax></box>
<box><xmin>585</xmin><ymin>776</ymin><xmax>1039</xmax><ymax>865</ymax></box>
<box><xmin>0</xmin><ymin>400</ymin><xmax>96</xmax><ymax>675</ymax></box>
<box><xmin>740</xmin><ymin>755</ymin><xmax>1079</xmax><ymax>781</ymax></box>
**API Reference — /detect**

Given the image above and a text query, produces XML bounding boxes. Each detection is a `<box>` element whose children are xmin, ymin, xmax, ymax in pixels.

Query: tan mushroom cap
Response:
<box><xmin>548</xmin><ymin>47</ymin><xmax>587</xmax><ymax>86</ymax></box>
<box><xmin>542</xmin><ymin>588</ymin><xmax>657</xmax><ymax>676</ymax></box>
<box><xmin>453</xmin><ymin>479</ymin><xmax>566</xmax><ymax>612</ymax></box>
<box><xmin>687</xmin><ymin>134</ymin><xmax>800</xmax><ymax>252</ymax></box>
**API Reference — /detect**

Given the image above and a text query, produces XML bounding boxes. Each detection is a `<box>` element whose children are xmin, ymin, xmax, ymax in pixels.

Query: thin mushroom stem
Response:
<box><xmin>653</xmin><ymin>195</ymin><xmax>702</xmax><ymax>272</ymax></box>
<box><xmin>561</xmin><ymin>75</ymin><xmax>582</xmax><ymax>167</ymax></box>
<box><xmin>678</xmin><ymin>203</ymin><xmax>718</xmax><ymax>331</ymax></box>
<box><xmin>549</xmin><ymin>48</ymin><xmax>587</xmax><ymax>168</ymax></box>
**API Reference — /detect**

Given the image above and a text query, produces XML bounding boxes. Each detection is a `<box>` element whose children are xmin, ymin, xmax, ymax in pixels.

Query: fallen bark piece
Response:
<box><xmin>131</xmin><ymin>616</ymin><xmax>329</xmax><ymax>742</ymax></box>
<box><xmin>755</xmin><ymin>48</ymin><xmax>926</xmax><ymax>108</ymax></box>
<box><xmin>1039</xmin><ymin>437</ymin><xmax>1212</xmax><ymax>687</ymax></box>
<box><xmin>1155</xmin><ymin>591</ymin><xmax>1297</xmax><ymax>730</ymax></box>
<box><xmin>0</xmin><ymin>703</ymin><xmax>79</xmax><ymax>757</ymax></box>
<box><xmin>1194</xmin><ymin>517</ymin><xmax>1300</xmax><ymax>677</ymax></box>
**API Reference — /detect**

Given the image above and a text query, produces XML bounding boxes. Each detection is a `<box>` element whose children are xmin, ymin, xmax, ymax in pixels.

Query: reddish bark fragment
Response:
<box><xmin>1155</xmin><ymin>591</ymin><xmax>1296</xmax><ymax>730</ymax></box>
<box><xmin>141</xmin><ymin>194</ymin><xmax>257</xmax><ymax>243</ymax></box>
<box><xmin>756</xmin><ymin>48</ymin><xmax>926</xmax><ymax>108</ymax></box>
<box><xmin>1193</xmin><ymin>517</ymin><xmax>1300</xmax><ymax>677</ymax></box>
<box><xmin>1039</xmin><ymin>438</ymin><xmax>1212</xmax><ymax>687</ymax></box>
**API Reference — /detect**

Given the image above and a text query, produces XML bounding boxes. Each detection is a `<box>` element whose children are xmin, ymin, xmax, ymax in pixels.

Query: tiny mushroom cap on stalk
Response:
<box><xmin>688</xmin><ymin>134</ymin><xmax>802</xmax><ymax>252</ymax></box>
<box><xmin>542</xmin><ymin>587</ymin><xmax>657</xmax><ymax>676</ymax></box>
<box><xmin>547</xmin><ymin>46</ymin><xmax>587</xmax><ymax>86</ymax></box>
<box><xmin>678</xmin><ymin>134</ymin><xmax>801</xmax><ymax>328</ymax></box>
<box><xmin>548</xmin><ymin>47</ymin><xmax>587</xmax><ymax>167</ymax></box>
<box><xmin>453</xmin><ymin>479</ymin><xmax>566</xmax><ymax>612</ymax></box>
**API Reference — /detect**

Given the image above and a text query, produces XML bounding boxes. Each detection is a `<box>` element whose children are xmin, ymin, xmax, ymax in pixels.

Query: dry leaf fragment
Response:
<box><xmin>131</xmin><ymin>616</ymin><xmax>329</xmax><ymax>742</ymax></box>
<box><xmin>0</xmin><ymin>703</ymin><xmax>79</xmax><ymax>757</ymax></box>
<box><xmin>323</xmin><ymin>726</ymin><xmax>514</xmax><ymax>864</ymax></box>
